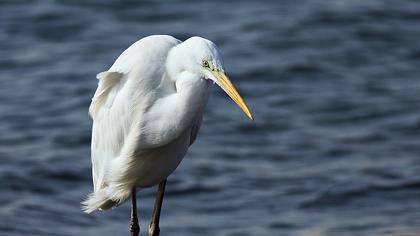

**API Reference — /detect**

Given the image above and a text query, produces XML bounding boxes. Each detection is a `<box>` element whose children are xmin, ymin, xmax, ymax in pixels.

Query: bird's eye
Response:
<box><xmin>202</xmin><ymin>60</ymin><xmax>210</xmax><ymax>68</ymax></box>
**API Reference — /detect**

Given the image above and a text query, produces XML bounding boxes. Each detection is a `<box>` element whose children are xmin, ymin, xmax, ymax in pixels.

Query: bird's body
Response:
<box><xmin>83</xmin><ymin>35</ymin><xmax>213</xmax><ymax>212</ymax></box>
<box><xmin>83</xmin><ymin>35</ymin><xmax>252</xmax><ymax>236</ymax></box>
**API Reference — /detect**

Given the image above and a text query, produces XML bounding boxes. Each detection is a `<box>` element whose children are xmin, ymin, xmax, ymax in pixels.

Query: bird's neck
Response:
<box><xmin>174</xmin><ymin>72</ymin><xmax>211</xmax><ymax>126</ymax></box>
<box><xmin>136</xmin><ymin>72</ymin><xmax>211</xmax><ymax>148</ymax></box>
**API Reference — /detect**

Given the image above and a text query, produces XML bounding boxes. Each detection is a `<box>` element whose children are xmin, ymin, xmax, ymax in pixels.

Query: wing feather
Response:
<box><xmin>89</xmin><ymin>71</ymin><xmax>124</xmax><ymax>118</ymax></box>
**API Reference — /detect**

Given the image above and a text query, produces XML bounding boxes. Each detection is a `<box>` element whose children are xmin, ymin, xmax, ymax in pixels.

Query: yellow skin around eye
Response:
<box><xmin>202</xmin><ymin>60</ymin><xmax>220</xmax><ymax>72</ymax></box>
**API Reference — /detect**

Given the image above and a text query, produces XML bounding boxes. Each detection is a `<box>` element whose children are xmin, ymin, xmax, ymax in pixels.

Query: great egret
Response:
<box><xmin>82</xmin><ymin>35</ymin><xmax>253</xmax><ymax>236</ymax></box>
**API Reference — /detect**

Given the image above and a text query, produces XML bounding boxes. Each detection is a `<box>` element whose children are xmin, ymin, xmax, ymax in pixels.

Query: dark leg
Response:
<box><xmin>130</xmin><ymin>188</ymin><xmax>140</xmax><ymax>236</ymax></box>
<box><xmin>149</xmin><ymin>180</ymin><xmax>167</xmax><ymax>236</ymax></box>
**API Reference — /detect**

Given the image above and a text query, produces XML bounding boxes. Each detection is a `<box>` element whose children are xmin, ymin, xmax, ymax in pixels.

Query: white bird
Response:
<box><xmin>82</xmin><ymin>35</ymin><xmax>253</xmax><ymax>236</ymax></box>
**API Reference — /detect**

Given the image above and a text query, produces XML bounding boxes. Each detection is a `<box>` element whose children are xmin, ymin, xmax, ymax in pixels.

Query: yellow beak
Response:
<box><xmin>211</xmin><ymin>70</ymin><xmax>254</xmax><ymax>120</ymax></box>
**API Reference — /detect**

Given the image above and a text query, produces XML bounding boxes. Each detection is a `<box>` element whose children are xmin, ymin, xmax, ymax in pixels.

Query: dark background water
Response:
<box><xmin>1</xmin><ymin>0</ymin><xmax>420</xmax><ymax>235</ymax></box>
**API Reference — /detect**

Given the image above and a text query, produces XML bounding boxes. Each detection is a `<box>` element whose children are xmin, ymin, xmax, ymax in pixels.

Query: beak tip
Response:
<box><xmin>246</xmin><ymin>112</ymin><xmax>254</xmax><ymax>121</ymax></box>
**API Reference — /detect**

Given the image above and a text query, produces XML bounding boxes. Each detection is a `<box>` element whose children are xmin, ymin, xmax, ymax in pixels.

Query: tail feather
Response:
<box><xmin>81</xmin><ymin>186</ymin><xmax>131</xmax><ymax>213</ymax></box>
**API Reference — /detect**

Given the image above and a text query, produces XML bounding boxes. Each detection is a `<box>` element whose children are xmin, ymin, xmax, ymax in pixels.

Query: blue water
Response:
<box><xmin>1</xmin><ymin>0</ymin><xmax>420</xmax><ymax>235</ymax></box>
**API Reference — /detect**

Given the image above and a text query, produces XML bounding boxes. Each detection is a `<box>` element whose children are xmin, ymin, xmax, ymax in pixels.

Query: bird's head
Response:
<box><xmin>167</xmin><ymin>36</ymin><xmax>253</xmax><ymax>120</ymax></box>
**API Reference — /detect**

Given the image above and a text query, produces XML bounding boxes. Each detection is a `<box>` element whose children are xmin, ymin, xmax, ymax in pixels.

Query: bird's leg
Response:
<box><xmin>149</xmin><ymin>179</ymin><xmax>167</xmax><ymax>236</ymax></box>
<box><xmin>130</xmin><ymin>188</ymin><xmax>140</xmax><ymax>236</ymax></box>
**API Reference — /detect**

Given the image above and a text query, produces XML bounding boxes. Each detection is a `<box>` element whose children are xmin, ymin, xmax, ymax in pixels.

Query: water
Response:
<box><xmin>1</xmin><ymin>0</ymin><xmax>420</xmax><ymax>235</ymax></box>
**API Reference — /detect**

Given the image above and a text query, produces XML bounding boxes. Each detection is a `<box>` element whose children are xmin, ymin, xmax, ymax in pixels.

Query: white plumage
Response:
<box><xmin>82</xmin><ymin>35</ymin><xmax>252</xmax><ymax>213</ymax></box>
